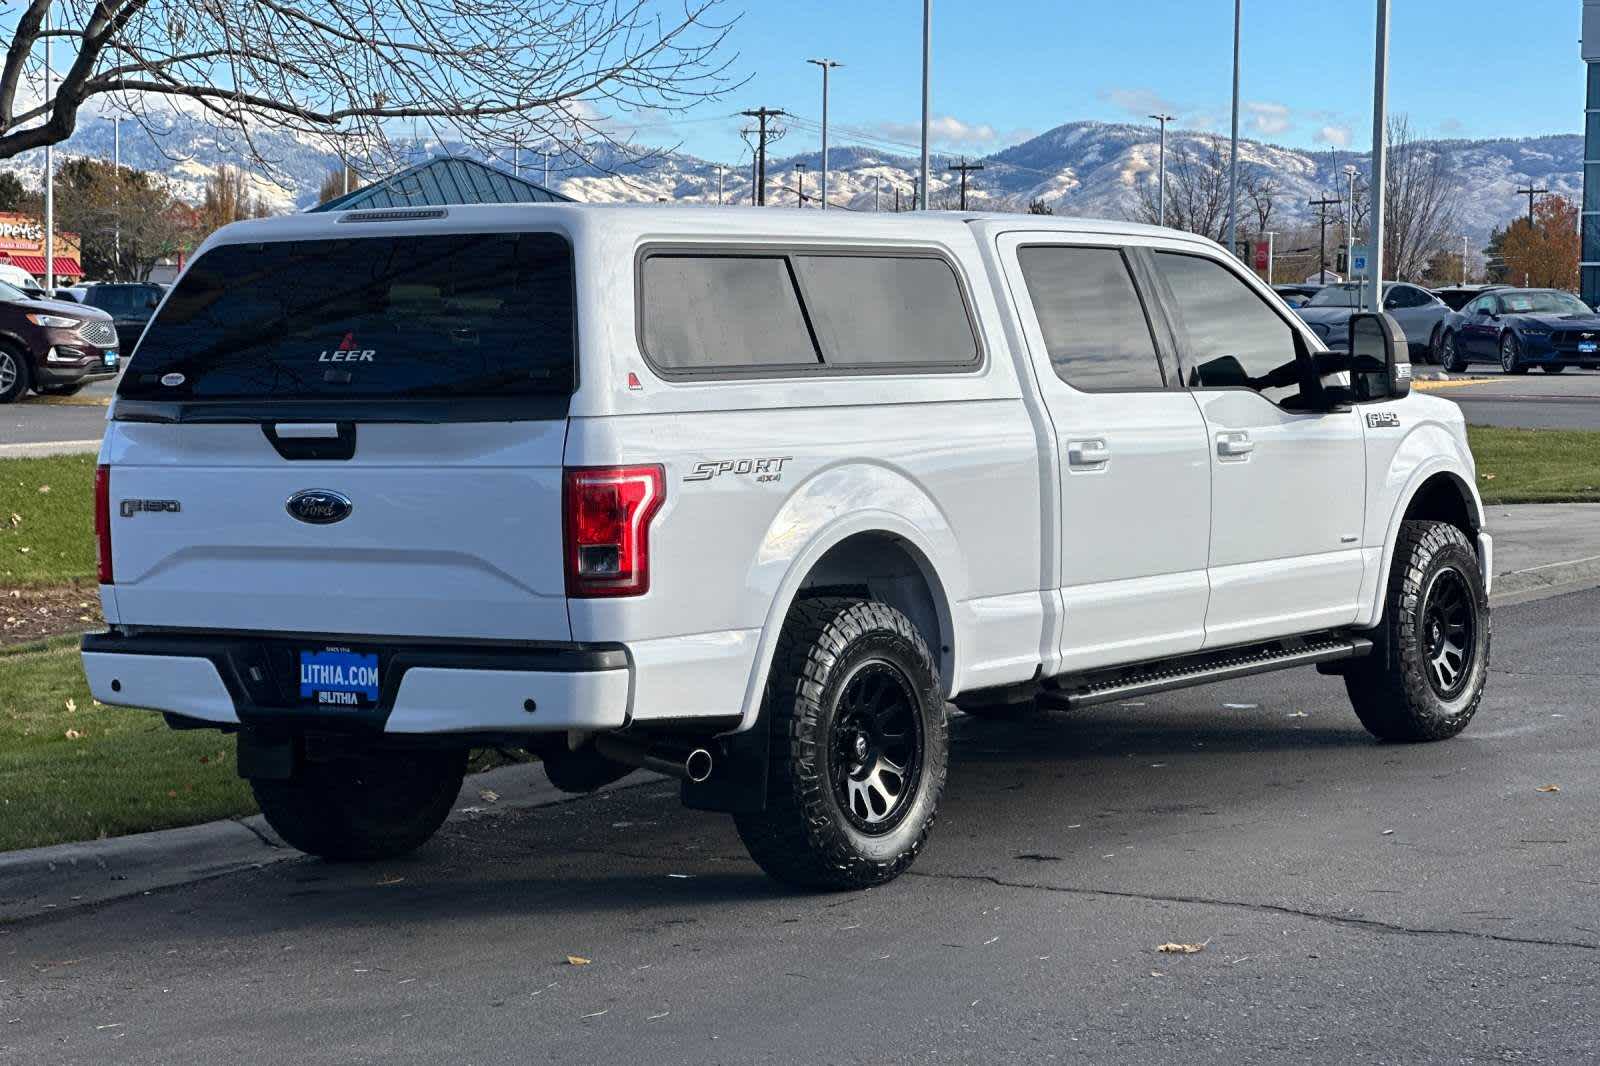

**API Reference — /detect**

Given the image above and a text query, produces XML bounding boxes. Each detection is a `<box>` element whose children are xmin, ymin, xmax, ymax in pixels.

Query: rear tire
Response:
<box><xmin>0</xmin><ymin>345</ymin><xmax>28</xmax><ymax>403</ymax></box>
<box><xmin>735</xmin><ymin>597</ymin><xmax>948</xmax><ymax>890</ymax></box>
<box><xmin>1344</xmin><ymin>521</ymin><xmax>1490</xmax><ymax>743</ymax></box>
<box><xmin>251</xmin><ymin>748</ymin><xmax>467</xmax><ymax>861</ymax></box>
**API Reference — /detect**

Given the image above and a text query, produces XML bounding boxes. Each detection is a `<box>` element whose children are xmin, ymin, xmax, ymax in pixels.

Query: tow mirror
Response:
<box><xmin>1348</xmin><ymin>312</ymin><xmax>1411</xmax><ymax>401</ymax></box>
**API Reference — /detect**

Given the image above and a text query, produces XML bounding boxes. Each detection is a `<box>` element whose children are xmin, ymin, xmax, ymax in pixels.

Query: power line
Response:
<box><xmin>1309</xmin><ymin>196</ymin><xmax>1342</xmax><ymax>280</ymax></box>
<box><xmin>946</xmin><ymin>157</ymin><xmax>984</xmax><ymax>210</ymax></box>
<box><xmin>1514</xmin><ymin>184</ymin><xmax>1549</xmax><ymax>225</ymax></box>
<box><xmin>740</xmin><ymin>107</ymin><xmax>786</xmax><ymax>206</ymax></box>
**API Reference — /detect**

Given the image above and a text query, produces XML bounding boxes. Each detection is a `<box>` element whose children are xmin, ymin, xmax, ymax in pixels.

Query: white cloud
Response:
<box><xmin>1314</xmin><ymin>124</ymin><xmax>1352</xmax><ymax>148</ymax></box>
<box><xmin>866</xmin><ymin>114</ymin><xmax>1031</xmax><ymax>153</ymax></box>
<box><xmin>1246</xmin><ymin>101</ymin><xmax>1292</xmax><ymax>136</ymax></box>
<box><xmin>1097</xmin><ymin>87</ymin><xmax>1185</xmax><ymax>120</ymax></box>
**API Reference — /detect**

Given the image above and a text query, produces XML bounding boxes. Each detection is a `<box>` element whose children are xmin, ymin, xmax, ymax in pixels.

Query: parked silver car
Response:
<box><xmin>1295</xmin><ymin>282</ymin><xmax>1451</xmax><ymax>363</ymax></box>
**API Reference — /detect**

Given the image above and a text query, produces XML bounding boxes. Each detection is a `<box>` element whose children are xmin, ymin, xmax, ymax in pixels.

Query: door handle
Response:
<box><xmin>1216</xmin><ymin>431</ymin><xmax>1254</xmax><ymax>458</ymax></box>
<box><xmin>1067</xmin><ymin>439</ymin><xmax>1111</xmax><ymax>467</ymax></box>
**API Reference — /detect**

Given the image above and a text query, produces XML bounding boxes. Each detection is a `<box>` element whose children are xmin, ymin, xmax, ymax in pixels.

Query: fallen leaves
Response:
<box><xmin>478</xmin><ymin>789</ymin><xmax>500</xmax><ymax>804</ymax></box>
<box><xmin>1156</xmin><ymin>940</ymin><xmax>1209</xmax><ymax>955</ymax></box>
<box><xmin>1536</xmin><ymin>784</ymin><xmax>1561</xmax><ymax>794</ymax></box>
<box><xmin>63</xmin><ymin>729</ymin><xmax>83</xmax><ymax>740</ymax></box>
<box><xmin>566</xmin><ymin>955</ymin><xmax>591</xmax><ymax>966</ymax></box>
<box><xmin>64</xmin><ymin>698</ymin><xmax>76</xmax><ymax>713</ymax></box>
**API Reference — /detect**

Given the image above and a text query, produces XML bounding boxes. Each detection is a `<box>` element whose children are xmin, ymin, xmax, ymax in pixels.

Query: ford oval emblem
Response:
<box><xmin>286</xmin><ymin>489</ymin><xmax>352</xmax><ymax>525</ymax></box>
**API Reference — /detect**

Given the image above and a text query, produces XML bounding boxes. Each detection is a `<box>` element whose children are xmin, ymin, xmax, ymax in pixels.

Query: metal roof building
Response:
<box><xmin>310</xmin><ymin>156</ymin><xmax>573</xmax><ymax>213</ymax></box>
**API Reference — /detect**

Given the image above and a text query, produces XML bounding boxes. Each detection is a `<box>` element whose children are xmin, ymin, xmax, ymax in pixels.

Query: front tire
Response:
<box><xmin>37</xmin><ymin>383</ymin><xmax>85</xmax><ymax>396</ymax></box>
<box><xmin>735</xmin><ymin>597</ymin><xmax>948</xmax><ymax>890</ymax></box>
<box><xmin>0</xmin><ymin>345</ymin><xmax>28</xmax><ymax>403</ymax></box>
<box><xmin>1500</xmin><ymin>333</ymin><xmax>1528</xmax><ymax>374</ymax></box>
<box><xmin>1344</xmin><ymin>521</ymin><xmax>1490</xmax><ymax>742</ymax></box>
<box><xmin>251</xmin><ymin>748</ymin><xmax>467</xmax><ymax>861</ymax></box>
<box><xmin>1440</xmin><ymin>331</ymin><xmax>1468</xmax><ymax>373</ymax></box>
<box><xmin>1542</xmin><ymin>364</ymin><xmax>1566</xmax><ymax>374</ymax></box>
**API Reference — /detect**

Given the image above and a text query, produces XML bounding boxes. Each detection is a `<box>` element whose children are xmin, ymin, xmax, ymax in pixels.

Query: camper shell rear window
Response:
<box><xmin>119</xmin><ymin>232</ymin><xmax>575</xmax><ymax>410</ymax></box>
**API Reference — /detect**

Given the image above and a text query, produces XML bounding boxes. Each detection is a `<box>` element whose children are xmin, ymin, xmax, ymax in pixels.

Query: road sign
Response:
<box><xmin>1254</xmin><ymin>241</ymin><xmax>1269</xmax><ymax>270</ymax></box>
<box><xmin>1351</xmin><ymin>243</ymin><xmax>1371</xmax><ymax>277</ymax></box>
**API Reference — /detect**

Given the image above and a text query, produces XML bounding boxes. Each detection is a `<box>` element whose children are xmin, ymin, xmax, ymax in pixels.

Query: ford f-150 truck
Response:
<box><xmin>82</xmin><ymin>205</ymin><xmax>1490</xmax><ymax>889</ymax></box>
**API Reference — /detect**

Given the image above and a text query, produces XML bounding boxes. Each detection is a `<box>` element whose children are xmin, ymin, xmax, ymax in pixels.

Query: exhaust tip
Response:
<box><xmin>684</xmin><ymin>748</ymin><xmax>714</xmax><ymax>784</ymax></box>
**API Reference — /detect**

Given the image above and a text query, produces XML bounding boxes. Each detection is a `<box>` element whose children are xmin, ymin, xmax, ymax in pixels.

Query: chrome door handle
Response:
<box><xmin>1216</xmin><ymin>431</ymin><xmax>1254</xmax><ymax>458</ymax></box>
<box><xmin>1067</xmin><ymin>439</ymin><xmax>1111</xmax><ymax>467</ymax></box>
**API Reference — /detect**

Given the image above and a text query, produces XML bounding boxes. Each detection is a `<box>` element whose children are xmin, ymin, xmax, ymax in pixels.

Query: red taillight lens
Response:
<box><xmin>93</xmin><ymin>463</ymin><xmax>113</xmax><ymax>584</ymax></box>
<box><xmin>563</xmin><ymin>465</ymin><xmax>664</xmax><ymax>598</ymax></box>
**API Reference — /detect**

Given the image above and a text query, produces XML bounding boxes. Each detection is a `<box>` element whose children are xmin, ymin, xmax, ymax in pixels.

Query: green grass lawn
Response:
<box><xmin>0</xmin><ymin>637</ymin><xmax>255</xmax><ymax>852</ymax></box>
<box><xmin>1468</xmin><ymin>426</ymin><xmax>1600</xmax><ymax>505</ymax></box>
<box><xmin>1</xmin><ymin>454</ymin><xmax>97</xmax><ymax>588</ymax></box>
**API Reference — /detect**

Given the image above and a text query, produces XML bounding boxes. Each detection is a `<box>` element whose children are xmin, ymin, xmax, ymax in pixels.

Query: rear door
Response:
<box><xmin>104</xmin><ymin>228</ymin><xmax>576</xmax><ymax>641</ymax></box>
<box><xmin>997</xmin><ymin>233</ymin><xmax>1212</xmax><ymax>673</ymax></box>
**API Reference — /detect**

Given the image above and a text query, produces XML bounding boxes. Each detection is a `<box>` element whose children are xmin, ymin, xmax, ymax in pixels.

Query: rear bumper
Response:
<box><xmin>80</xmin><ymin>630</ymin><xmax>631</xmax><ymax>736</ymax></box>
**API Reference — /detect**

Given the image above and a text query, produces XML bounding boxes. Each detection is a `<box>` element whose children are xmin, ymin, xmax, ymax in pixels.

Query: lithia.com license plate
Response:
<box><xmin>298</xmin><ymin>648</ymin><xmax>380</xmax><ymax>706</ymax></box>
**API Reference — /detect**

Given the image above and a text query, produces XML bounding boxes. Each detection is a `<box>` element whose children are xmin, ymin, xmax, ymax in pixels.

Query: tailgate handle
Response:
<box><xmin>273</xmin><ymin>422</ymin><xmax>341</xmax><ymax>439</ymax></box>
<box><xmin>263</xmin><ymin>422</ymin><xmax>357</xmax><ymax>461</ymax></box>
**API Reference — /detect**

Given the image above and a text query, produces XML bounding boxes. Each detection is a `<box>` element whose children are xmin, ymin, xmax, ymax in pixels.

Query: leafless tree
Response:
<box><xmin>0</xmin><ymin>0</ymin><xmax>739</xmax><ymax>178</ymax></box>
<box><xmin>1382</xmin><ymin>115</ymin><xmax>1461</xmax><ymax>281</ymax></box>
<box><xmin>1242</xmin><ymin>166</ymin><xmax>1278</xmax><ymax>237</ymax></box>
<box><xmin>1132</xmin><ymin>134</ymin><xmax>1229</xmax><ymax>242</ymax></box>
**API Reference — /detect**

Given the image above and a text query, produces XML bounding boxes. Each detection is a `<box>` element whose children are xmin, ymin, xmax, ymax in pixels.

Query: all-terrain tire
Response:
<box><xmin>251</xmin><ymin>748</ymin><xmax>467</xmax><ymax>861</ymax></box>
<box><xmin>1344</xmin><ymin>520</ymin><xmax>1490</xmax><ymax>742</ymax></box>
<box><xmin>735</xmin><ymin>597</ymin><xmax>948</xmax><ymax>890</ymax></box>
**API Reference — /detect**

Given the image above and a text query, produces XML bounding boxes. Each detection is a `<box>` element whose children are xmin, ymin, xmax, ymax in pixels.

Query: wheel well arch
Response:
<box><xmin>795</xmin><ymin>531</ymin><xmax>954</xmax><ymax>689</ymax></box>
<box><xmin>1401</xmin><ymin>470</ymin><xmax>1480</xmax><ymax>539</ymax></box>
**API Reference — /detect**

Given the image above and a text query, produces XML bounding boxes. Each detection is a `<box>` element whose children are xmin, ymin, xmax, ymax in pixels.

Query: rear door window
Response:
<box><xmin>120</xmin><ymin>232</ymin><xmax>574</xmax><ymax>401</ymax></box>
<box><xmin>1016</xmin><ymin>245</ymin><xmax>1167</xmax><ymax>390</ymax></box>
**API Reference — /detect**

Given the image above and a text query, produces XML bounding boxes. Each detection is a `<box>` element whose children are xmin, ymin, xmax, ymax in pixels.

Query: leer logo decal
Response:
<box><xmin>319</xmin><ymin>331</ymin><xmax>376</xmax><ymax>363</ymax></box>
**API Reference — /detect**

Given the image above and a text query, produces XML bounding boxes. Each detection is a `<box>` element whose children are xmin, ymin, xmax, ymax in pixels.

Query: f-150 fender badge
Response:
<box><xmin>1366</xmin><ymin>411</ymin><xmax>1401</xmax><ymax>429</ymax></box>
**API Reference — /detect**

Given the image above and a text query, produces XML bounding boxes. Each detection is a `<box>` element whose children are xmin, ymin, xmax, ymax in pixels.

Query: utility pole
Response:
<box><xmin>947</xmin><ymin>157</ymin><xmax>983</xmax><ymax>211</ymax></box>
<box><xmin>1309</xmin><ymin>196</ymin><xmax>1342</xmax><ymax>282</ymax></box>
<box><xmin>741</xmin><ymin>108</ymin><xmax>786</xmax><ymax>206</ymax></box>
<box><xmin>1461</xmin><ymin>234</ymin><xmax>1468</xmax><ymax>286</ymax></box>
<box><xmin>895</xmin><ymin>185</ymin><xmax>902</xmax><ymax>212</ymax></box>
<box><xmin>542</xmin><ymin>149</ymin><xmax>553</xmax><ymax>189</ymax></box>
<box><xmin>807</xmin><ymin>58</ymin><xmax>842</xmax><ymax>210</ymax></box>
<box><xmin>874</xmin><ymin>175</ymin><xmax>881</xmax><ymax>212</ymax></box>
<box><xmin>793</xmin><ymin>162</ymin><xmax>807</xmax><ymax>206</ymax></box>
<box><xmin>715</xmin><ymin>164</ymin><xmax>724</xmax><ymax>205</ymax></box>
<box><xmin>1264</xmin><ymin>230</ymin><xmax>1276</xmax><ymax>284</ymax></box>
<box><xmin>1514</xmin><ymin>184</ymin><xmax>1549</xmax><ymax>226</ymax></box>
<box><xmin>920</xmin><ymin>0</ymin><xmax>931</xmax><ymax>209</ymax></box>
<box><xmin>1367</xmin><ymin>0</ymin><xmax>1390</xmax><ymax>315</ymax></box>
<box><xmin>1225</xmin><ymin>0</ymin><xmax>1242</xmax><ymax>259</ymax></box>
<box><xmin>43</xmin><ymin>2</ymin><xmax>53</xmax><ymax>294</ymax></box>
<box><xmin>742</xmin><ymin>126</ymin><xmax>758</xmax><ymax>205</ymax></box>
<box><xmin>1149</xmin><ymin>113</ymin><xmax>1173</xmax><ymax>227</ymax></box>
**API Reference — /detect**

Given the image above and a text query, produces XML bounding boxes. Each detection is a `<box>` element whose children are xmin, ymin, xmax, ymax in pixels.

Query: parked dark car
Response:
<box><xmin>76</xmin><ymin>282</ymin><xmax>166</xmax><ymax>354</ymax></box>
<box><xmin>1294</xmin><ymin>281</ymin><xmax>1450</xmax><ymax>361</ymax></box>
<box><xmin>0</xmin><ymin>280</ymin><xmax>121</xmax><ymax>402</ymax></box>
<box><xmin>1272</xmin><ymin>283</ymin><xmax>1323</xmax><ymax>308</ymax></box>
<box><xmin>1431</xmin><ymin>284</ymin><xmax>1508</xmax><ymax>312</ymax></box>
<box><xmin>1439</xmin><ymin>288</ymin><xmax>1600</xmax><ymax>374</ymax></box>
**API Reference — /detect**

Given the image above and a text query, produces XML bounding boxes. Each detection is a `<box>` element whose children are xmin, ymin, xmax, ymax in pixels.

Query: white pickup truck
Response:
<box><xmin>82</xmin><ymin>205</ymin><xmax>1491</xmax><ymax>889</ymax></box>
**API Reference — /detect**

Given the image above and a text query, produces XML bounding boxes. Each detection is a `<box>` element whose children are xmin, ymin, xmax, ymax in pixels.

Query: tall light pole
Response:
<box><xmin>1344</xmin><ymin>165</ymin><xmax>1358</xmax><ymax>284</ymax></box>
<box><xmin>1461</xmin><ymin>234</ymin><xmax>1468</xmax><ymax>286</ymax></box>
<box><xmin>112</xmin><ymin>116</ymin><xmax>121</xmax><ymax>281</ymax></box>
<box><xmin>1224</xmin><ymin>0</ymin><xmax>1241</xmax><ymax>258</ymax></box>
<box><xmin>1149</xmin><ymin>113</ymin><xmax>1173</xmax><ymax>227</ymax></box>
<box><xmin>807</xmin><ymin>58</ymin><xmax>842</xmax><ymax>210</ymax></box>
<box><xmin>919</xmin><ymin>1</ymin><xmax>931</xmax><ymax>210</ymax></box>
<box><xmin>42</xmin><ymin>3</ymin><xmax>53</xmax><ymax>294</ymax></box>
<box><xmin>1264</xmin><ymin>230</ymin><xmax>1276</xmax><ymax>284</ymax></box>
<box><xmin>715</xmin><ymin>164</ymin><xmax>724</xmax><ymax>205</ymax></box>
<box><xmin>1366</xmin><ymin>0</ymin><xmax>1390</xmax><ymax>315</ymax></box>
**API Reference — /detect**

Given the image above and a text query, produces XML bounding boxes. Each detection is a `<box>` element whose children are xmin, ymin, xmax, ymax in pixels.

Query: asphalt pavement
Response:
<box><xmin>1420</xmin><ymin>364</ymin><xmax>1600</xmax><ymax>429</ymax></box>
<box><xmin>2</xmin><ymin>588</ymin><xmax>1597</xmax><ymax>1065</ymax></box>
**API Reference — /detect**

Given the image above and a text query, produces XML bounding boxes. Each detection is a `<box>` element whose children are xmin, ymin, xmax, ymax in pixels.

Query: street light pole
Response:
<box><xmin>112</xmin><ymin>116</ymin><xmax>120</xmax><ymax>281</ymax></box>
<box><xmin>1367</xmin><ymin>0</ymin><xmax>1390</xmax><ymax>315</ymax></box>
<box><xmin>1461</xmin><ymin>235</ymin><xmax>1468</xmax><ymax>286</ymax></box>
<box><xmin>919</xmin><ymin>0</ymin><xmax>931</xmax><ymax>210</ymax></box>
<box><xmin>1265</xmin><ymin>230</ymin><xmax>1276</xmax><ymax>284</ymax></box>
<box><xmin>43</xmin><ymin>2</ymin><xmax>53</xmax><ymax>294</ymax></box>
<box><xmin>1345</xmin><ymin>165</ymin><xmax>1357</xmax><ymax>284</ymax></box>
<box><xmin>807</xmin><ymin>59</ymin><xmax>842</xmax><ymax>210</ymax></box>
<box><xmin>1224</xmin><ymin>0</ymin><xmax>1241</xmax><ymax>257</ymax></box>
<box><xmin>1149</xmin><ymin>113</ymin><xmax>1173</xmax><ymax>227</ymax></box>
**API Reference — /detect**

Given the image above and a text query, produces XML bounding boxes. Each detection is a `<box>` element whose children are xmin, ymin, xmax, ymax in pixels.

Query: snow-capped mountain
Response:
<box><xmin>0</xmin><ymin>112</ymin><xmax>1582</xmax><ymax>243</ymax></box>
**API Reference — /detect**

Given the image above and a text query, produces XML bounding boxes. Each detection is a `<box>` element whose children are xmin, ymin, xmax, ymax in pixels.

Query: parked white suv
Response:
<box><xmin>83</xmin><ymin>205</ymin><xmax>1491</xmax><ymax>889</ymax></box>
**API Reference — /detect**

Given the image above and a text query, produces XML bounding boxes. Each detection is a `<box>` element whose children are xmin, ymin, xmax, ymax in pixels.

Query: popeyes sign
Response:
<box><xmin>0</xmin><ymin>212</ymin><xmax>78</xmax><ymax>256</ymax></box>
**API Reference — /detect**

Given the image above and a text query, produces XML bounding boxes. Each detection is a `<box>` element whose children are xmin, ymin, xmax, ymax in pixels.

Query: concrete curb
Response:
<box><xmin>1490</xmin><ymin>554</ymin><xmax>1600</xmax><ymax>607</ymax></box>
<box><xmin>0</xmin><ymin>763</ymin><xmax>658</xmax><ymax>924</ymax></box>
<box><xmin>0</xmin><ymin>438</ymin><xmax>101</xmax><ymax>458</ymax></box>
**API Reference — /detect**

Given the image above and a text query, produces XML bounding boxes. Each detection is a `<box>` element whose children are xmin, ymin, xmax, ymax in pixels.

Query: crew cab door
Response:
<box><xmin>997</xmin><ymin>234</ymin><xmax>1212</xmax><ymax>672</ymax></box>
<box><xmin>1149</xmin><ymin>250</ymin><xmax>1367</xmax><ymax>647</ymax></box>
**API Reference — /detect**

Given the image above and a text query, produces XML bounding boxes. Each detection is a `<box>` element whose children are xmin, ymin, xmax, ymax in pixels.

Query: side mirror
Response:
<box><xmin>147</xmin><ymin>295</ymin><xmax>160</xmax><ymax>309</ymax></box>
<box><xmin>1348</xmin><ymin>312</ymin><xmax>1411</xmax><ymax>401</ymax></box>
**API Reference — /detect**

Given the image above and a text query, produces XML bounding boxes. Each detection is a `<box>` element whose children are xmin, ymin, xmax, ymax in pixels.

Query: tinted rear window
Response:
<box><xmin>639</xmin><ymin>249</ymin><xmax>978</xmax><ymax>375</ymax></box>
<box><xmin>120</xmin><ymin>233</ymin><xmax>573</xmax><ymax>401</ymax></box>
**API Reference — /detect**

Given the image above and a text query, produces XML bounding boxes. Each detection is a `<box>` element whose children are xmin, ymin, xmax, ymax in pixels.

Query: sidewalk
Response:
<box><xmin>1485</xmin><ymin>503</ymin><xmax>1600</xmax><ymax>604</ymax></box>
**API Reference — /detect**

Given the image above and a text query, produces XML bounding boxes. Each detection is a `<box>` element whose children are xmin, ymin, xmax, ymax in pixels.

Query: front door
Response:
<box><xmin>1149</xmin><ymin>250</ymin><xmax>1368</xmax><ymax>648</ymax></box>
<box><xmin>998</xmin><ymin>234</ymin><xmax>1212</xmax><ymax>673</ymax></box>
<box><xmin>1459</xmin><ymin>295</ymin><xmax>1500</xmax><ymax>358</ymax></box>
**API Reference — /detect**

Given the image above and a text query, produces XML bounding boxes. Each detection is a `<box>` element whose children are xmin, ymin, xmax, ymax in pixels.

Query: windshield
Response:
<box><xmin>0</xmin><ymin>280</ymin><xmax>29</xmax><ymax>302</ymax></box>
<box><xmin>120</xmin><ymin>232</ymin><xmax>575</xmax><ymax>402</ymax></box>
<box><xmin>1306</xmin><ymin>284</ymin><xmax>1370</xmax><ymax>308</ymax></box>
<box><xmin>1499</xmin><ymin>291</ymin><xmax>1591</xmax><ymax>316</ymax></box>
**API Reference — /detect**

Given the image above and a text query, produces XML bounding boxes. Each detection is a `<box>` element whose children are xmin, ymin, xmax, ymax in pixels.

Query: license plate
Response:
<box><xmin>103</xmin><ymin>350</ymin><xmax>118</xmax><ymax>366</ymax></box>
<box><xmin>298</xmin><ymin>649</ymin><xmax>380</xmax><ymax>706</ymax></box>
<box><xmin>1579</xmin><ymin>341</ymin><xmax>1597</xmax><ymax>354</ymax></box>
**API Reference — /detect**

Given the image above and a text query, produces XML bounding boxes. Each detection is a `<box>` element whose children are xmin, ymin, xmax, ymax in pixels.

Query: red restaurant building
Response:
<box><xmin>0</xmin><ymin>212</ymin><xmax>83</xmax><ymax>285</ymax></box>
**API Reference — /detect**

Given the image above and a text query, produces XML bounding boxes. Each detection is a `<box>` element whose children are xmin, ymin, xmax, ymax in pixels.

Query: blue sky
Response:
<box><xmin>652</xmin><ymin>0</ymin><xmax>1586</xmax><ymax>164</ymax></box>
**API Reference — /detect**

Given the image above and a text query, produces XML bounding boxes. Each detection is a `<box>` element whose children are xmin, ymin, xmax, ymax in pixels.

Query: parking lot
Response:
<box><xmin>1422</xmin><ymin>365</ymin><xmax>1600</xmax><ymax>430</ymax></box>
<box><xmin>1</xmin><ymin>587</ymin><xmax>1596</xmax><ymax>1065</ymax></box>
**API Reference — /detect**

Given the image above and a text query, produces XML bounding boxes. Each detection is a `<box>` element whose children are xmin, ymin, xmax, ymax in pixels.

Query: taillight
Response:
<box><xmin>94</xmin><ymin>463</ymin><xmax>113</xmax><ymax>584</ymax></box>
<box><xmin>563</xmin><ymin>465</ymin><xmax>664</xmax><ymax>597</ymax></box>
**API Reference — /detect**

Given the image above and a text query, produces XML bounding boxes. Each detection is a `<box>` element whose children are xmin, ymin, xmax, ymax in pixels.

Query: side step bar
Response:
<box><xmin>1040</xmin><ymin>634</ymin><xmax>1374</xmax><ymax>710</ymax></box>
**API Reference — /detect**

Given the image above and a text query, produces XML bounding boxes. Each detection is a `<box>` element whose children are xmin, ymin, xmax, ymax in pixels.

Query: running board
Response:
<box><xmin>1040</xmin><ymin>634</ymin><xmax>1374</xmax><ymax>710</ymax></box>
